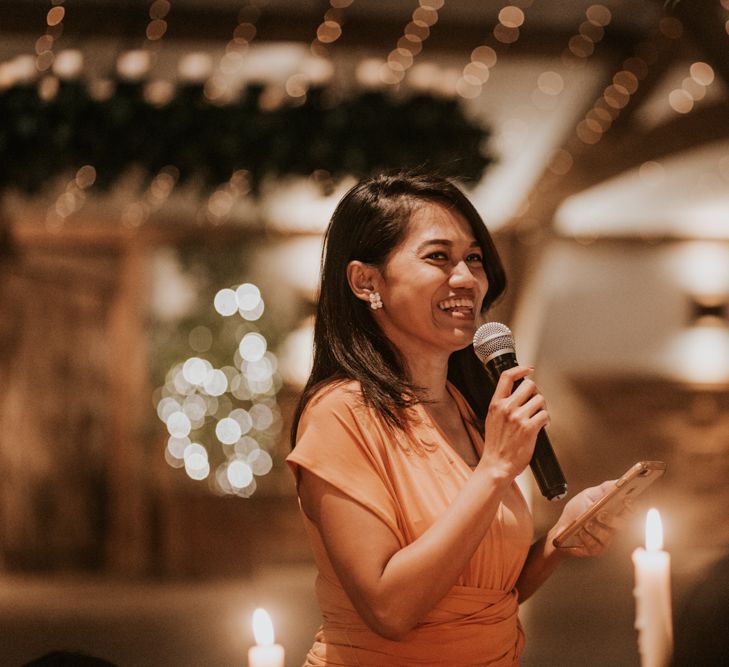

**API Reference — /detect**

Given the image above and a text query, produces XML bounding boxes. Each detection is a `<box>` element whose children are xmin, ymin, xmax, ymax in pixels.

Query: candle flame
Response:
<box><xmin>645</xmin><ymin>508</ymin><xmax>663</xmax><ymax>551</ymax></box>
<box><xmin>252</xmin><ymin>607</ymin><xmax>275</xmax><ymax>646</ymax></box>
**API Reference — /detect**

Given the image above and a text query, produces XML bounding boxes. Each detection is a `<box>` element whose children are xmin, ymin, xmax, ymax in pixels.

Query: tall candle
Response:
<box><xmin>632</xmin><ymin>508</ymin><xmax>672</xmax><ymax>667</ymax></box>
<box><xmin>248</xmin><ymin>608</ymin><xmax>285</xmax><ymax>667</ymax></box>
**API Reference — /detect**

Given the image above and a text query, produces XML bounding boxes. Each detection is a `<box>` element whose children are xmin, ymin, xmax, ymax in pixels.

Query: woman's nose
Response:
<box><xmin>449</xmin><ymin>260</ymin><xmax>476</xmax><ymax>286</ymax></box>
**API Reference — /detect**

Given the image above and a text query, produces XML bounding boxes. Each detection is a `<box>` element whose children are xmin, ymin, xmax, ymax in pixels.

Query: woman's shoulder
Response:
<box><xmin>303</xmin><ymin>379</ymin><xmax>366</xmax><ymax>417</ymax></box>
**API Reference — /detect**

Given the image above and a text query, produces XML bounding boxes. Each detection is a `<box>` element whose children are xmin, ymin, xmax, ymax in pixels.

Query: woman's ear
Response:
<box><xmin>346</xmin><ymin>260</ymin><xmax>380</xmax><ymax>305</ymax></box>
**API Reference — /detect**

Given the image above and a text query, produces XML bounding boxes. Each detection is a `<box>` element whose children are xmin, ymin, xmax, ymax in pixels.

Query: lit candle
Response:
<box><xmin>632</xmin><ymin>508</ymin><xmax>673</xmax><ymax>667</ymax></box>
<box><xmin>248</xmin><ymin>608</ymin><xmax>285</xmax><ymax>667</ymax></box>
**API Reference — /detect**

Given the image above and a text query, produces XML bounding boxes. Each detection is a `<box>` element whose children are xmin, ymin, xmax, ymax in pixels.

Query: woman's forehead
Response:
<box><xmin>403</xmin><ymin>201</ymin><xmax>476</xmax><ymax>243</ymax></box>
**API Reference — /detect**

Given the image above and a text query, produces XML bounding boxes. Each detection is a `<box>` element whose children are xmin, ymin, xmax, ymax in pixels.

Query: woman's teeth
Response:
<box><xmin>438</xmin><ymin>297</ymin><xmax>474</xmax><ymax>312</ymax></box>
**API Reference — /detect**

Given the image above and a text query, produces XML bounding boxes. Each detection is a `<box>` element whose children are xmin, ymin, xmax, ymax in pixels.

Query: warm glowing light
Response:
<box><xmin>493</xmin><ymin>24</ymin><xmax>519</xmax><ymax>44</ymax></box>
<box><xmin>146</xmin><ymin>19</ymin><xmax>168</xmax><ymax>41</ymax></box>
<box><xmin>252</xmin><ymin>608</ymin><xmax>275</xmax><ymax>645</ymax></box>
<box><xmin>52</xmin><ymin>49</ymin><xmax>82</xmax><ymax>78</ymax></box>
<box><xmin>498</xmin><ymin>6</ymin><xmax>525</xmax><ymax>28</ymax></box>
<box><xmin>667</xmin><ymin>241</ymin><xmax>729</xmax><ymax>297</ymax></box>
<box><xmin>586</xmin><ymin>4</ymin><xmax>611</xmax><ymax>26</ymax></box>
<box><xmin>178</xmin><ymin>52</ymin><xmax>213</xmax><ymax>82</ymax></box>
<box><xmin>167</xmin><ymin>411</ymin><xmax>192</xmax><ymax>437</ymax></box>
<box><xmin>216</xmin><ymin>417</ymin><xmax>242</xmax><ymax>445</ymax></box>
<box><xmin>248</xmin><ymin>449</ymin><xmax>273</xmax><ymax>475</ymax></box>
<box><xmin>214</xmin><ymin>288</ymin><xmax>239</xmax><ymax>316</ymax></box>
<box><xmin>689</xmin><ymin>62</ymin><xmax>714</xmax><ymax>87</ymax></box>
<box><xmin>230</xmin><ymin>408</ymin><xmax>253</xmax><ymax>434</ymax></box>
<box><xmin>182</xmin><ymin>357</ymin><xmax>209</xmax><ymax>385</ymax></box>
<box><xmin>149</xmin><ymin>0</ymin><xmax>171</xmax><ymax>19</ymax></box>
<box><xmin>471</xmin><ymin>46</ymin><xmax>497</xmax><ymax>68</ymax></box>
<box><xmin>669</xmin><ymin>88</ymin><xmax>693</xmax><ymax>114</ymax></box>
<box><xmin>239</xmin><ymin>333</ymin><xmax>267</xmax><ymax>362</ymax></box>
<box><xmin>117</xmin><ymin>50</ymin><xmax>151</xmax><ymax>80</ymax></box>
<box><xmin>203</xmin><ymin>369</ymin><xmax>228</xmax><ymax>396</ymax></box>
<box><xmin>645</xmin><ymin>508</ymin><xmax>663</xmax><ymax>551</ymax></box>
<box><xmin>75</xmin><ymin>165</ymin><xmax>97</xmax><ymax>189</ymax></box>
<box><xmin>47</xmin><ymin>6</ymin><xmax>65</xmax><ymax>27</ymax></box>
<box><xmin>666</xmin><ymin>326</ymin><xmax>729</xmax><ymax>384</ymax></box>
<box><xmin>227</xmin><ymin>459</ymin><xmax>254</xmax><ymax>488</ymax></box>
<box><xmin>236</xmin><ymin>283</ymin><xmax>261</xmax><ymax>311</ymax></box>
<box><xmin>250</xmin><ymin>403</ymin><xmax>274</xmax><ymax>431</ymax></box>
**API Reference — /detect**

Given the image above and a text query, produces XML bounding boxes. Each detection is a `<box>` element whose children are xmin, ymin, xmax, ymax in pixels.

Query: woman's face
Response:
<box><xmin>374</xmin><ymin>201</ymin><xmax>489</xmax><ymax>362</ymax></box>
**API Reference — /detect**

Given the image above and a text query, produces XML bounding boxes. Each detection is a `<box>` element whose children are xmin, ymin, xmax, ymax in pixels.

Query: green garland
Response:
<box><xmin>0</xmin><ymin>80</ymin><xmax>492</xmax><ymax>194</ymax></box>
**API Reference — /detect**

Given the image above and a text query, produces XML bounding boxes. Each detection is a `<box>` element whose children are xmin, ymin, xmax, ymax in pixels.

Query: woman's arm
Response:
<box><xmin>516</xmin><ymin>480</ymin><xmax>627</xmax><ymax>603</ymax></box>
<box><xmin>299</xmin><ymin>365</ymin><xmax>547</xmax><ymax>640</ymax></box>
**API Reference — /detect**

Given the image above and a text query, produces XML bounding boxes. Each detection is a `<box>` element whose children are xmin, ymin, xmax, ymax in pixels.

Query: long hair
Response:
<box><xmin>290</xmin><ymin>171</ymin><xmax>507</xmax><ymax>447</ymax></box>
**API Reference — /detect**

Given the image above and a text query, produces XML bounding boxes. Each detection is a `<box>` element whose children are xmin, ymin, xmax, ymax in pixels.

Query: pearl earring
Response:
<box><xmin>368</xmin><ymin>291</ymin><xmax>383</xmax><ymax>310</ymax></box>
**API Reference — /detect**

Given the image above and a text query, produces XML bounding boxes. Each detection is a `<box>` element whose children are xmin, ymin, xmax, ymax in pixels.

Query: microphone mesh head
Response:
<box><xmin>472</xmin><ymin>322</ymin><xmax>515</xmax><ymax>363</ymax></box>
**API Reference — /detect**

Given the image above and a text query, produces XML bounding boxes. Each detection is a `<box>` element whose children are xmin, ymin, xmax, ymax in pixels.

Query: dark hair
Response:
<box><xmin>290</xmin><ymin>170</ymin><xmax>507</xmax><ymax>447</ymax></box>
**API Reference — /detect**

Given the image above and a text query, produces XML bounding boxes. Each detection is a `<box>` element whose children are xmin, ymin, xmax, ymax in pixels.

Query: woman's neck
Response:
<box><xmin>403</xmin><ymin>352</ymin><xmax>451</xmax><ymax>404</ymax></box>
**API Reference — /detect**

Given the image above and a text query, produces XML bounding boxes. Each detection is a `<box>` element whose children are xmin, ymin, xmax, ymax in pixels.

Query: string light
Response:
<box><xmin>381</xmin><ymin>0</ymin><xmax>444</xmax><ymax>86</ymax></box>
<box><xmin>311</xmin><ymin>0</ymin><xmax>354</xmax><ymax>58</ymax></box>
<box><xmin>206</xmin><ymin>1</ymin><xmax>268</xmax><ymax>103</ymax></box>
<box><xmin>667</xmin><ymin>61</ymin><xmax>715</xmax><ymax>114</ymax></box>
<box><xmin>158</xmin><ymin>285</ymin><xmax>283</xmax><ymax>496</ymax></box>
<box><xmin>45</xmin><ymin>165</ymin><xmax>97</xmax><ymax>229</ymax></box>
<box><xmin>562</xmin><ymin>3</ymin><xmax>611</xmax><ymax>66</ymax></box>
<box><xmin>36</xmin><ymin>0</ymin><xmax>67</xmax><ymax>72</ymax></box>
<box><xmin>120</xmin><ymin>166</ymin><xmax>179</xmax><ymax>228</ymax></box>
<box><xmin>203</xmin><ymin>170</ymin><xmax>251</xmax><ymax>225</ymax></box>
<box><xmin>455</xmin><ymin>1</ymin><xmax>534</xmax><ymax>99</ymax></box>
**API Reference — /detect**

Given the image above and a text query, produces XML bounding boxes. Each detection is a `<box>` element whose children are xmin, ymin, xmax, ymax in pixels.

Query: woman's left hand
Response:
<box><xmin>548</xmin><ymin>480</ymin><xmax>632</xmax><ymax>558</ymax></box>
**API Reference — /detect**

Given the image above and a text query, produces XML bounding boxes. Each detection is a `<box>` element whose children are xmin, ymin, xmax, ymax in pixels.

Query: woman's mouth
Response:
<box><xmin>437</xmin><ymin>297</ymin><xmax>475</xmax><ymax>318</ymax></box>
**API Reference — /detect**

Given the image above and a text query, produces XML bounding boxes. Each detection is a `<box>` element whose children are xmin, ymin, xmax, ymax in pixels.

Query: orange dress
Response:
<box><xmin>287</xmin><ymin>380</ymin><xmax>533</xmax><ymax>667</ymax></box>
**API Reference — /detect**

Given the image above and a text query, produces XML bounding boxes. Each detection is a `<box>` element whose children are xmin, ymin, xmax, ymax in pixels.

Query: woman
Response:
<box><xmin>288</xmin><ymin>171</ymin><xmax>622</xmax><ymax>666</ymax></box>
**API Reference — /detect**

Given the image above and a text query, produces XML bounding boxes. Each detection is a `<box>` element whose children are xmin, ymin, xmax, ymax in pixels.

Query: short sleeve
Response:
<box><xmin>287</xmin><ymin>383</ymin><xmax>402</xmax><ymax>540</ymax></box>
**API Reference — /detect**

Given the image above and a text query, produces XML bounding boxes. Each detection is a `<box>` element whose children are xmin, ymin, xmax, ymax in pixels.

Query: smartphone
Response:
<box><xmin>552</xmin><ymin>460</ymin><xmax>667</xmax><ymax>549</ymax></box>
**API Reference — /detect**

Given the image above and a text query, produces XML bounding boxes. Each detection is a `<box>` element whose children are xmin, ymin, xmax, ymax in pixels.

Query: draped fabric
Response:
<box><xmin>287</xmin><ymin>380</ymin><xmax>533</xmax><ymax>666</ymax></box>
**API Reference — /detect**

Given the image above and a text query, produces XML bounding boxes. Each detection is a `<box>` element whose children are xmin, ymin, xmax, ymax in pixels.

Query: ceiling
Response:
<box><xmin>2</xmin><ymin>0</ymin><xmax>727</xmax><ymax>242</ymax></box>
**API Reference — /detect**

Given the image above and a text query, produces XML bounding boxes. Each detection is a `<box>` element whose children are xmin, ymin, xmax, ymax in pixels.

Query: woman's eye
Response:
<box><xmin>467</xmin><ymin>254</ymin><xmax>484</xmax><ymax>264</ymax></box>
<box><xmin>426</xmin><ymin>251</ymin><xmax>448</xmax><ymax>260</ymax></box>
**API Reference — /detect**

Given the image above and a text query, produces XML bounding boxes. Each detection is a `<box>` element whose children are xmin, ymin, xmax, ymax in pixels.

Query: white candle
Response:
<box><xmin>248</xmin><ymin>608</ymin><xmax>285</xmax><ymax>667</ymax></box>
<box><xmin>632</xmin><ymin>508</ymin><xmax>673</xmax><ymax>667</ymax></box>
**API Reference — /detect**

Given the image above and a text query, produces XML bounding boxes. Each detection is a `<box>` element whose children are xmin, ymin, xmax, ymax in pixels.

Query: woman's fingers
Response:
<box><xmin>492</xmin><ymin>365</ymin><xmax>534</xmax><ymax>400</ymax></box>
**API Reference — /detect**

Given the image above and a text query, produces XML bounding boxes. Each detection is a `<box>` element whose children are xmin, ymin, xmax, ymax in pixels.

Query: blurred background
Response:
<box><xmin>1</xmin><ymin>0</ymin><xmax>728</xmax><ymax>665</ymax></box>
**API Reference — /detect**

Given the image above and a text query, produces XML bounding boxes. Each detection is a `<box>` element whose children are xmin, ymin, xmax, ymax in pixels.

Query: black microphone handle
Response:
<box><xmin>484</xmin><ymin>352</ymin><xmax>568</xmax><ymax>501</ymax></box>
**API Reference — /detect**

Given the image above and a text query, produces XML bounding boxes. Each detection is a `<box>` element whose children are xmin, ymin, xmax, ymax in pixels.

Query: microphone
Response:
<box><xmin>473</xmin><ymin>322</ymin><xmax>567</xmax><ymax>501</ymax></box>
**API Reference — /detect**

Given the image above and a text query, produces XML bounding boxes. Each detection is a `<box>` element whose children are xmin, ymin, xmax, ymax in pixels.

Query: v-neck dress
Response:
<box><xmin>287</xmin><ymin>380</ymin><xmax>534</xmax><ymax>666</ymax></box>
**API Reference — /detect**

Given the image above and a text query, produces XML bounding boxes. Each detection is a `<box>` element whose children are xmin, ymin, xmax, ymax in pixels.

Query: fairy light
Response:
<box><xmin>157</xmin><ymin>283</ymin><xmax>283</xmax><ymax>496</ymax></box>
<box><xmin>206</xmin><ymin>1</ymin><xmax>268</xmax><ymax>103</ymax></box>
<box><xmin>310</xmin><ymin>0</ymin><xmax>354</xmax><ymax>58</ymax></box>
<box><xmin>380</xmin><ymin>0</ymin><xmax>444</xmax><ymax>86</ymax></box>
<box><xmin>35</xmin><ymin>0</ymin><xmax>67</xmax><ymax>72</ymax></box>
<box><xmin>573</xmin><ymin>13</ymin><xmax>687</xmax><ymax>147</ymax></box>
<box><xmin>44</xmin><ymin>165</ymin><xmax>97</xmax><ymax>230</ymax></box>
<box><xmin>145</xmin><ymin>0</ymin><xmax>171</xmax><ymax>44</ymax></box>
<box><xmin>202</xmin><ymin>169</ymin><xmax>251</xmax><ymax>225</ymax></box>
<box><xmin>120</xmin><ymin>166</ymin><xmax>179</xmax><ymax>228</ymax></box>
<box><xmin>561</xmin><ymin>3</ymin><xmax>611</xmax><ymax>66</ymax></box>
<box><xmin>455</xmin><ymin>1</ymin><xmax>533</xmax><ymax>99</ymax></box>
<box><xmin>666</xmin><ymin>61</ymin><xmax>715</xmax><ymax>115</ymax></box>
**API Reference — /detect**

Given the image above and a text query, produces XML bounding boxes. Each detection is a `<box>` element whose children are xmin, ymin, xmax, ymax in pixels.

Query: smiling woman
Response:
<box><xmin>286</xmin><ymin>171</ymin><xmax>627</xmax><ymax>666</ymax></box>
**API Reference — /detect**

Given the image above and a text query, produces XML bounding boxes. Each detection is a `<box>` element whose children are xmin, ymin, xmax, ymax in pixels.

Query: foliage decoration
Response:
<box><xmin>0</xmin><ymin>79</ymin><xmax>493</xmax><ymax>194</ymax></box>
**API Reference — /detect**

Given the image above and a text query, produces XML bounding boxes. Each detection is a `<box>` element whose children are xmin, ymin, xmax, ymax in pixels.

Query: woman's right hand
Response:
<box><xmin>478</xmin><ymin>365</ymin><xmax>548</xmax><ymax>479</ymax></box>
